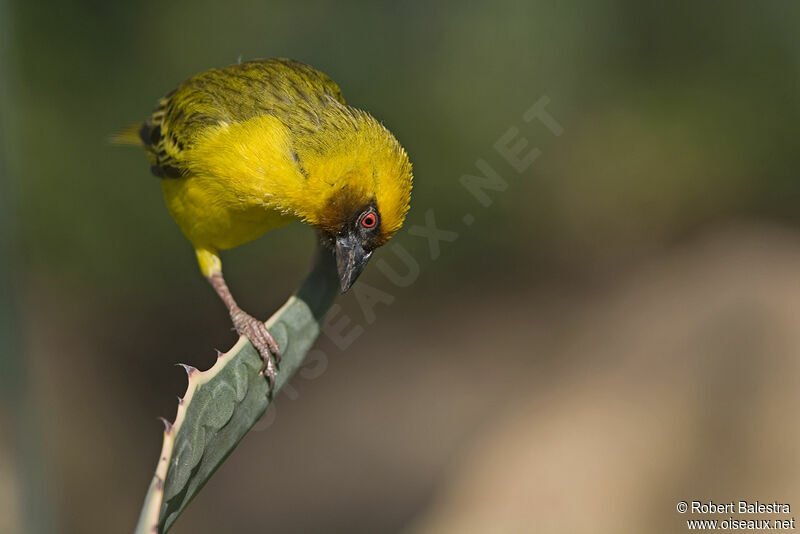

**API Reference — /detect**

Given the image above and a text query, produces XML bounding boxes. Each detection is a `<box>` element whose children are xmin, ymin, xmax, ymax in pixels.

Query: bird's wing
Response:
<box><xmin>141</xmin><ymin>58</ymin><xmax>347</xmax><ymax>178</ymax></box>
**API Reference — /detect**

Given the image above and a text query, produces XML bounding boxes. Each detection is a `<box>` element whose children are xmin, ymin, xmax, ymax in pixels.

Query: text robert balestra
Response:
<box><xmin>691</xmin><ymin>501</ymin><xmax>790</xmax><ymax>514</ymax></box>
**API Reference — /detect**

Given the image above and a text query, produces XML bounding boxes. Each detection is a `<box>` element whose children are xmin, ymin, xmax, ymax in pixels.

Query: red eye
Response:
<box><xmin>361</xmin><ymin>212</ymin><xmax>377</xmax><ymax>228</ymax></box>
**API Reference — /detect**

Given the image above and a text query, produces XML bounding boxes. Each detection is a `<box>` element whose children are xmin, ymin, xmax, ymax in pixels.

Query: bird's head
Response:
<box><xmin>319</xmin><ymin>196</ymin><xmax>384</xmax><ymax>293</ymax></box>
<box><xmin>297</xmin><ymin>109</ymin><xmax>412</xmax><ymax>292</ymax></box>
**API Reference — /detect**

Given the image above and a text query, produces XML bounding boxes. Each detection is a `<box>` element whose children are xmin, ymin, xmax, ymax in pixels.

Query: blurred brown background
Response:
<box><xmin>2</xmin><ymin>1</ymin><xmax>800</xmax><ymax>533</ymax></box>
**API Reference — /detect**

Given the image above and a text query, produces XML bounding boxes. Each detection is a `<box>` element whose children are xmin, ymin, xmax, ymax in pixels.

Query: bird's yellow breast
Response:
<box><xmin>161</xmin><ymin>114</ymin><xmax>303</xmax><ymax>252</ymax></box>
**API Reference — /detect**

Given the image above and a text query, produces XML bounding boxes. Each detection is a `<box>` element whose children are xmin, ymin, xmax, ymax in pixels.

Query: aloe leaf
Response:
<box><xmin>134</xmin><ymin>248</ymin><xmax>339</xmax><ymax>534</ymax></box>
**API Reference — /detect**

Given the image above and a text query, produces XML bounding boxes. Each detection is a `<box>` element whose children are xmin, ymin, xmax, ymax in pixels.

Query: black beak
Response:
<box><xmin>335</xmin><ymin>233</ymin><xmax>372</xmax><ymax>292</ymax></box>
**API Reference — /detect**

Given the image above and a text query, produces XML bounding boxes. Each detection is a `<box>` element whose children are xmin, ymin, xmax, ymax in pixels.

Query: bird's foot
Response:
<box><xmin>231</xmin><ymin>310</ymin><xmax>281</xmax><ymax>393</ymax></box>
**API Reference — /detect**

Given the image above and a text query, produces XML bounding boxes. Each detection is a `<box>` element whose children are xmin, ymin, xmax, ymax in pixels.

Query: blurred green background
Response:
<box><xmin>3</xmin><ymin>1</ymin><xmax>800</xmax><ymax>533</ymax></box>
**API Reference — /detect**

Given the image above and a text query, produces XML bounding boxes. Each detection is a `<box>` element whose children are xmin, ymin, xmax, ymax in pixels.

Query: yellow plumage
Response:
<box><xmin>161</xmin><ymin>114</ymin><xmax>299</xmax><ymax>275</ymax></box>
<box><xmin>134</xmin><ymin>58</ymin><xmax>412</xmax><ymax>277</ymax></box>
<box><xmin>119</xmin><ymin>58</ymin><xmax>413</xmax><ymax>385</ymax></box>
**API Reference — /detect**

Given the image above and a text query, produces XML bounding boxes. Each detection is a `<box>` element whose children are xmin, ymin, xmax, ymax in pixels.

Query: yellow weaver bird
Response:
<box><xmin>118</xmin><ymin>58</ymin><xmax>413</xmax><ymax>388</ymax></box>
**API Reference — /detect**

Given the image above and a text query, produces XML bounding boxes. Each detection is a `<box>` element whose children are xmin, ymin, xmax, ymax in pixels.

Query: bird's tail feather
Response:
<box><xmin>109</xmin><ymin>123</ymin><xmax>144</xmax><ymax>146</ymax></box>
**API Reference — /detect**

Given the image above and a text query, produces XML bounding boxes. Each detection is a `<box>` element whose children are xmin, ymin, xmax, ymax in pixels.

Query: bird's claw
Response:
<box><xmin>231</xmin><ymin>311</ymin><xmax>281</xmax><ymax>394</ymax></box>
<box><xmin>259</xmin><ymin>353</ymin><xmax>277</xmax><ymax>394</ymax></box>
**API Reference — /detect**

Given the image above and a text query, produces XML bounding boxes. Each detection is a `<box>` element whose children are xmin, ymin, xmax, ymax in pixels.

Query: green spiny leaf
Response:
<box><xmin>134</xmin><ymin>248</ymin><xmax>339</xmax><ymax>534</ymax></box>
